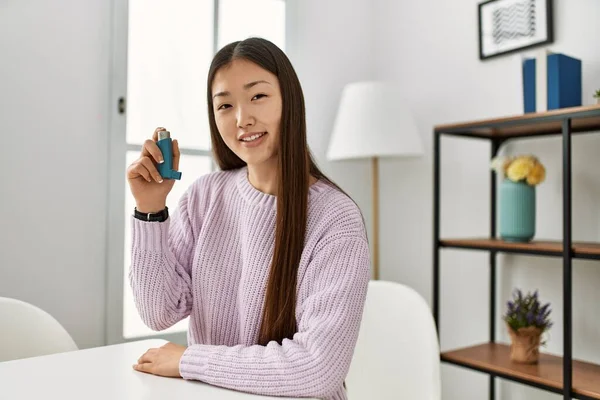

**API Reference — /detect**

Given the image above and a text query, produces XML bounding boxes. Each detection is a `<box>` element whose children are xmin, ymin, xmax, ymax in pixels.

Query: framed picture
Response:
<box><xmin>478</xmin><ymin>0</ymin><xmax>553</xmax><ymax>60</ymax></box>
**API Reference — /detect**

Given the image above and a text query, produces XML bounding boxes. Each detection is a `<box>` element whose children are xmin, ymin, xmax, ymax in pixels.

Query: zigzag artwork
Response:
<box><xmin>492</xmin><ymin>0</ymin><xmax>536</xmax><ymax>44</ymax></box>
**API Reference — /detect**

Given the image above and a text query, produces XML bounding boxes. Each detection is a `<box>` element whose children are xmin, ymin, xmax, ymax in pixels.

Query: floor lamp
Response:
<box><xmin>326</xmin><ymin>81</ymin><xmax>423</xmax><ymax>280</ymax></box>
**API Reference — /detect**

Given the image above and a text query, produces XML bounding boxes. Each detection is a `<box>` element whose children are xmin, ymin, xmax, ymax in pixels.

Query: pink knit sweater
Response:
<box><xmin>129</xmin><ymin>167</ymin><xmax>370</xmax><ymax>400</ymax></box>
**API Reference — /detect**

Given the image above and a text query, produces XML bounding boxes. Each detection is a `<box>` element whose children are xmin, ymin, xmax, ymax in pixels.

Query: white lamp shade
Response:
<box><xmin>327</xmin><ymin>81</ymin><xmax>423</xmax><ymax>161</ymax></box>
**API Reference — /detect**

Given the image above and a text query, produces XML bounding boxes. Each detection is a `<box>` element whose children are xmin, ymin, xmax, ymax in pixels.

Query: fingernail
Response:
<box><xmin>158</xmin><ymin>179</ymin><xmax>163</xmax><ymax>183</ymax></box>
<box><xmin>158</xmin><ymin>159</ymin><xmax>164</xmax><ymax>164</ymax></box>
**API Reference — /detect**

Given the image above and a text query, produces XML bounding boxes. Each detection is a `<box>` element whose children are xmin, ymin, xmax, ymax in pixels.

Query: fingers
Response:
<box><xmin>141</xmin><ymin>139</ymin><xmax>164</xmax><ymax>165</ymax></box>
<box><xmin>172</xmin><ymin>139</ymin><xmax>180</xmax><ymax>171</ymax></box>
<box><xmin>145</xmin><ymin>127</ymin><xmax>178</xmax><ymax>171</ymax></box>
<box><xmin>133</xmin><ymin>362</ymin><xmax>150</xmax><ymax>373</ymax></box>
<box><xmin>138</xmin><ymin>157</ymin><xmax>163</xmax><ymax>183</ymax></box>
<box><xmin>137</xmin><ymin>349</ymin><xmax>156</xmax><ymax>364</ymax></box>
<box><xmin>133</xmin><ymin>348</ymin><xmax>158</xmax><ymax>373</ymax></box>
<box><xmin>127</xmin><ymin>160</ymin><xmax>152</xmax><ymax>182</ymax></box>
<box><xmin>128</xmin><ymin>157</ymin><xmax>162</xmax><ymax>183</ymax></box>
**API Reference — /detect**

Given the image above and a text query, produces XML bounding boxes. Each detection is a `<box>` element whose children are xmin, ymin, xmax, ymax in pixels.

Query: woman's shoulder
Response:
<box><xmin>308</xmin><ymin>182</ymin><xmax>367</xmax><ymax>242</ymax></box>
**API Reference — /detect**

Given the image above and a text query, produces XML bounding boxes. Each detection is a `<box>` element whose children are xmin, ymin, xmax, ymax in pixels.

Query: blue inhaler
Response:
<box><xmin>156</xmin><ymin>130</ymin><xmax>182</xmax><ymax>180</ymax></box>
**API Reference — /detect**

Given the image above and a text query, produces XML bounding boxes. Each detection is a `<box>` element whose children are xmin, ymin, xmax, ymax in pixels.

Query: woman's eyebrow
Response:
<box><xmin>243</xmin><ymin>80</ymin><xmax>271</xmax><ymax>90</ymax></box>
<box><xmin>213</xmin><ymin>80</ymin><xmax>271</xmax><ymax>99</ymax></box>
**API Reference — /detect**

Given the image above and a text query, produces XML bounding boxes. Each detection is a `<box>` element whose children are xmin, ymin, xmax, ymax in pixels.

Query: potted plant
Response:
<box><xmin>503</xmin><ymin>289</ymin><xmax>552</xmax><ymax>364</ymax></box>
<box><xmin>594</xmin><ymin>89</ymin><xmax>600</xmax><ymax>105</ymax></box>
<box><xmin>491</xmin><ymin>155</ymin><xmax>546</xmax><ymax>242</ymax></box>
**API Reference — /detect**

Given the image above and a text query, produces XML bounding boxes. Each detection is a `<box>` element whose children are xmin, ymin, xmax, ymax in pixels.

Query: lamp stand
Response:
<box><xmin>371</xmin><ymin>157</ymin><xmax>379</xmax><ymax>280</ymax></box>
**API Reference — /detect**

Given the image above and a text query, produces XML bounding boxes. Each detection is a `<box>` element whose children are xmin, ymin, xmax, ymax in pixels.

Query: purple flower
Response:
<box><xmin>514</xmin><ymin>304</ymin><xmax>521</xmax><ymax>314</ymax></box>
<box><xmin>526</xmin><ymin>311</ymin><xmax>534</xmax><ymax>325</ymax></box>
<box><xmin>505</xmin><ymin>288</ymin><xmax>553</xmax><ymax>333</ymax></box>
<box><xmin>535</xmin><ymin>315</ymin><xmax>544</xmax><ymax>326</ymax></box>
<box><xmin>516</xmin><ymin>289</ymin><xmax>523</xmax><ymax>302</ymax></box>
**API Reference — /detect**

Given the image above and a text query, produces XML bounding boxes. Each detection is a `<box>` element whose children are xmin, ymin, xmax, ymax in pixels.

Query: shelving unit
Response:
<box><xmin>433</xmin><ymin>104</ymin><xmax>600</xmax><ymax>400</ymax></box>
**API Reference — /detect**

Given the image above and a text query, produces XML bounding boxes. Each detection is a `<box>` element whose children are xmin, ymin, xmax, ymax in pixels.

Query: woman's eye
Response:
<box><xmin>252</xmin><ymin>94</ymin><xmax>267</xmax><ymax>100</ymax></box>
<box><xmin>217</xmin><ymin>104</ymin><xmax>232</xmax><ymax>110</ymax></box>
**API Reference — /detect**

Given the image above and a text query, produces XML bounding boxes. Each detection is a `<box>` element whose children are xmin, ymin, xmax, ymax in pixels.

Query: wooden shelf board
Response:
<box><xmin>441</xmin><ymin>343</ymin><xmax>600</xmax><ymax>399</ymax></box>
<box><xmin>440</xmin><ymin>238</ymin><xmax>600</xmax><ymax>259</ymax></box>
<box><xmin>434</xmin><ymin>104</ymin><xmax>600</xmax><ymax>138</ymax></box>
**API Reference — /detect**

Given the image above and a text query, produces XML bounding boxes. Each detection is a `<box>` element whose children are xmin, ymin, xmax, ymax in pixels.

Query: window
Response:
<box><xmin>107</xmin><ymin>0</ymin><xmax>286</xmax><ymax>344</ymax></box>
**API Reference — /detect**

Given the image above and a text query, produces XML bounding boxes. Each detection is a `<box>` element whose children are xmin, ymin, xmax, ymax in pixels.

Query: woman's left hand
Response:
<box><xmin>132</xmin><ymin>342</ymin><xmax>187</xmax><ymax>378</ymax></box>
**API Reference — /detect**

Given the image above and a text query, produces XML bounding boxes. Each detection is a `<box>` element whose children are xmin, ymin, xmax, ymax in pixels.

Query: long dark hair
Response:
<box><xmin>206</xmin><ymin>37</ymin><xmax>349</xmax><ymax>345</ymax></box>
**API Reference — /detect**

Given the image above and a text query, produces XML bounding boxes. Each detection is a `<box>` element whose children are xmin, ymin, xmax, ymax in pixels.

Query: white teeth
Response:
<box><xmin>241</xmin><ymin>132</ymin><xmax>266</xmax><ymax>142</ymax></box>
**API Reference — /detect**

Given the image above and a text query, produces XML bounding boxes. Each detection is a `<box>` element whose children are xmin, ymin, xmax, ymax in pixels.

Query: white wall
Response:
<box><xmin>286</xmin><ymin>0</ymin><xmax>375</xmax><ymax>244</ymax></box>
<box><xmin>0</xmin><ymin>1</ymin><xmax>111</xmax><ymax>349</ymax></box>
<box><xmin>372</xmin><ymin>0</ymin><xmax>600</xmax><ymax>399</ymax></box>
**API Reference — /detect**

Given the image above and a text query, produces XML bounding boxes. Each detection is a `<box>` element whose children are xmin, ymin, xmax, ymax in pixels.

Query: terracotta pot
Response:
<box><xmin>507</xmin><ymin>323</ymin><xmax>542</xmax><ymax>364</ymax></box>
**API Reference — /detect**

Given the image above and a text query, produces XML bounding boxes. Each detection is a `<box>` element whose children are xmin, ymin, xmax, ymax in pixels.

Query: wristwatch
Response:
<box><xmin>134</xmin><ymin>206</ymin><xmax>169</xmax><ymax>222</ymax></box>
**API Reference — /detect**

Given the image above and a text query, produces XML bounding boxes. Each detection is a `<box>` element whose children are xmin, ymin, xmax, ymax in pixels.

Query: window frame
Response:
<box><xmin>105</xmin><ymin>0</ymin><xmax>219</xmax><ymax>345</ymax></box>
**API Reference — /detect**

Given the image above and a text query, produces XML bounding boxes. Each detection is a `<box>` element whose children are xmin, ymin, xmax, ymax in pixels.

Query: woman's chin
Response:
<box><xmin>242</xmin><ymin>154</ymin><xmax>278</xmax><ymax>169</ymax></box>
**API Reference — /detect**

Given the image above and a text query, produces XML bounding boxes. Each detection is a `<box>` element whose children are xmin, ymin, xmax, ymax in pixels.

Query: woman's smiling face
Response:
<box><xmin>211</xmin><ymin>59</ymin><xmax>282</xmax><ymax>167</ymax></box>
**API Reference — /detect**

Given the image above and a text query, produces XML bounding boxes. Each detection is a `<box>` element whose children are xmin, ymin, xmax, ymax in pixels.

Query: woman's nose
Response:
<box><xmin>237</xmin><ymin>107</ymin><xmax>255</xmax><ymax>128</ymax></box>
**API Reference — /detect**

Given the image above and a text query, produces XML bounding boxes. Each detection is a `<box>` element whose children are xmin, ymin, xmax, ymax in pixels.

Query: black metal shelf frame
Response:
<box><xmin>433</xmin><ymin>107</ymin><xmax>600</xmax><ymax>400</ymax></box>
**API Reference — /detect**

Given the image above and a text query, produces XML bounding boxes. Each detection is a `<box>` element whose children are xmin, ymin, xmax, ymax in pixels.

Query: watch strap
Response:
<box><xmin>134</xmin><ymin>206</ymin><xmax>169</xmax><ymax>222</ymax></box>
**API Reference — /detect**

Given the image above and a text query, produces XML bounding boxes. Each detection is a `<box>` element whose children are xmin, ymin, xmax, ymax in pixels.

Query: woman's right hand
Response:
<box><xmin>127</xmin><ymin>127</ymin><xmax>180</xmax><ymax>213</ymax></box>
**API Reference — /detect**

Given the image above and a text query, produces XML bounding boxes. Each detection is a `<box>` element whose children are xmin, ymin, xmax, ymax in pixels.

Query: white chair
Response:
<box><xmin>0</xmin><ymin>297</ymin><xmax>78</xmax><ymax>362</ymax></box>
<box><xmin>346</xmin><ymin>280</ymin><xmax>441</xmax><ymax>399</ymax></box>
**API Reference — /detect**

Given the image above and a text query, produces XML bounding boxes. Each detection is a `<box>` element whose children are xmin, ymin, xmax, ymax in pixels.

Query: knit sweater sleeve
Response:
<box><xmin>179</xmin><ymin>236</ymin><xmax>371</xmax><ymax>398</ymax></box>
<box><xmin>129</xmin><ymin>188</ymin><xmax>196</xmax><ymax>331</ymax></box>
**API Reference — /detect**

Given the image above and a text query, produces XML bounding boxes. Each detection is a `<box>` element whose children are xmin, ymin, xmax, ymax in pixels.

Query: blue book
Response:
<box><xmin>547</xmin><ymin>54</ymin><xmax>582</xmax><ymax>110</ymax></box>
<box><xmin>523</xmin><ymin>58</ymin><xmax>536</xmax><ymax>113</ymax></box>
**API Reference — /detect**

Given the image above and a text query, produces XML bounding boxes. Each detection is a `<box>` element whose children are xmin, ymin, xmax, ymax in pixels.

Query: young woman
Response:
<box><xmin>127</xmin><ymin>37</ymin><xmax>370</xmax><ymax>400</ymax></box>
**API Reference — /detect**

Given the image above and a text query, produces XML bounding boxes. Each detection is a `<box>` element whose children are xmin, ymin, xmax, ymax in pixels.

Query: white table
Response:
<box><xmin>0</xmin><ymin>339</ymin><xmax>316</xmax><ymax>399</ymax></box>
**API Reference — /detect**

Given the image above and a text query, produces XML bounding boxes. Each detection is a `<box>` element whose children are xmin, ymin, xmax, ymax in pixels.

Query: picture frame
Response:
<box><xmin>478</xmin><ymin>0</ymin><xmax>554</xmax><ymax>60</ymax></box>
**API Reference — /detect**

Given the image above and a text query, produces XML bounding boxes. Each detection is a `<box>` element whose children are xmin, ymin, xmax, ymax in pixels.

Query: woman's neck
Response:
<box><xmin>247</xmin><ymin>162</ymin><xmax>279</xmax><ymax>196</ymax></box>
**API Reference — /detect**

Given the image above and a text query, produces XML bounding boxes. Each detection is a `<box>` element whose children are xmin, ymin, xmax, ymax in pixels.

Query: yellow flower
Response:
<box><xmin>527</xmin><ymin>162</ymin><xmax>546</xmax><ymax>185</ymax></box>
<box><xmin>507</xmin><ymin>156</ymin><xmax>535</xmax><ymax>182</ymax></box>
